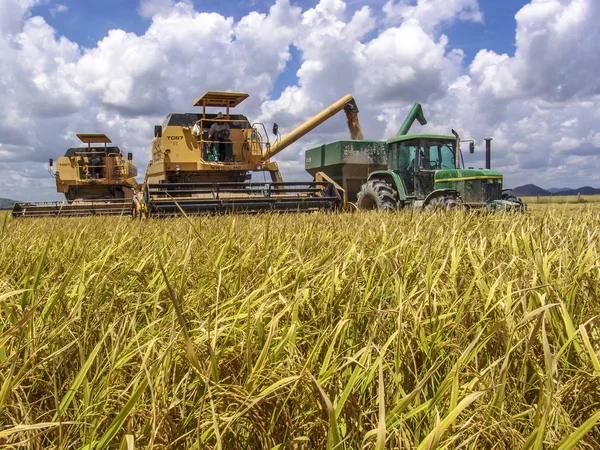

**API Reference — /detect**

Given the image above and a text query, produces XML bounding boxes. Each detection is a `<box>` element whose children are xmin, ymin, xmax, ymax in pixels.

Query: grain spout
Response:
<box><xmin>345</xmin><ymin>108</ymin><xmax>364</xmax><ymax>140</ymax></box>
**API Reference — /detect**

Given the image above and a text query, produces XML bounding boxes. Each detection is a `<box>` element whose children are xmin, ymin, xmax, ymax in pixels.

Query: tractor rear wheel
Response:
<box><xmin>357</xmin><ymin>179</ymin><xmax>399</xmax><ymax>211</ymax></box>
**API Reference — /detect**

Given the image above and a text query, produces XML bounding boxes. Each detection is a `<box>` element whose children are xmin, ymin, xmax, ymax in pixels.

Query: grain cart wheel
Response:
<box><xmin>357</xmin><ymin>179</ymin><xmax>399</xmax><ymax>211</ymax></box>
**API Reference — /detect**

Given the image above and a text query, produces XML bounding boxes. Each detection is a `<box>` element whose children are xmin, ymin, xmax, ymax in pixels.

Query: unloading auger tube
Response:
<box><xmin>264</xmin><ymin>94</ymin><xmax>359</xmax><ymax>160</ymax></box>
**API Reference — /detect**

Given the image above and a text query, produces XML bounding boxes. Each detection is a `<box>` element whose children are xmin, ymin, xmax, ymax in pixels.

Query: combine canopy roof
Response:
<box><xmin>164</xmin><ymin>113</ymin><xmax>249</xmax><ymax>128</ymax></box>
<box><xmin>64</xmin><ymin>146</ymin><xmax>123</xmax><ymax>157</ymax></box>
<box><xmin>193</xmin><ymin>92</ymin><xmax>249</xmax><ymax>108</ymax></box>
<box><xmin>77</xmin><ymin>133</ymin><xmax>112</xmax><ymax>144</ymax></box>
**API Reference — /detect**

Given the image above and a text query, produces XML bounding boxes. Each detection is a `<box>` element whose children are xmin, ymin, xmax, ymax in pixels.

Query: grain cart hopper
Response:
<box><xmin>305</xmin><ymin>103</ymin><xmax>525</xmax><ymax>211</ymax></box>
<box><xmin>141</xmin><ymin>92</ymin><xmax>357</xmax><ymax>215</ymax></box>
<box><xmin>12</xmin><ymin>134</ymin><xmax>139</xmax><ymax>217</ymax></box>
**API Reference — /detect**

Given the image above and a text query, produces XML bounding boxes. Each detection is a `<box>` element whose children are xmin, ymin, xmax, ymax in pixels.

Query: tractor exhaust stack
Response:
<box><xmin>484</xmin><ymin>137</ymin><xmax>493</xmax><ymax>170</ymax></box>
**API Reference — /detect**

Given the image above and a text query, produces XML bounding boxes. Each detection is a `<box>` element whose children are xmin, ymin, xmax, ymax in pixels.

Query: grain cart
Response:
<box><xmin>12</xmin><ymin>134</ymin><xmax>139</xmax><ymax>217</ymax></box>
<box><xmin>140</xmin><ymin>92</ymin><xmax>358</xmax><ymax>216</ymax></box>
<box><xmin>305</xmin><ymin>104</ymin><xmax>525</xmax><ymax>211</ymax></box>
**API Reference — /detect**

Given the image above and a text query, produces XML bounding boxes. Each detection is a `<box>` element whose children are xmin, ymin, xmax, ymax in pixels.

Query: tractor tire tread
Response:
<box><xmin>357</xmin><ymin>179</ymin><xmax>400</xmax><ymax>211</ymax></box>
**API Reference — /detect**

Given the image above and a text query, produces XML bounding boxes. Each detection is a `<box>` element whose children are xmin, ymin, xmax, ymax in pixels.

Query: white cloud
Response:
<box><xmin>552</xmin><ymin>136</ymin><xmax>582</xmax><ymax>151</ymax></box>
<box><xmin>0</xmin><ymin>0</ymin><xmax>38</xmax><ymax>33</ymax></box>
<box><xmin>74</xmin><ymin>0</ymin><xmax>301</xmax><ymax>116</ymax></box>
<box><xmin>470</xmin><ymin>0</ymin><xmax>600</xmax><ymax>102</ymax></box>
<box><xmin>50</xmin><ymin>3</ymin><xmax>68</xmax><ymax>17</ymax></box>
<box><xmin>357</xmin><ymin>21</ymin><xmax>463</xmax><ymax>104</ymax></box>
<box><xmin>383</xmin><ymin>0</ymin><xmax>483</xmax><ymax>32</ymax></box>
<box><xmin>138</xmin><ymin>0</ymin><xmax>178</xmax><ymax>19</ymax></box>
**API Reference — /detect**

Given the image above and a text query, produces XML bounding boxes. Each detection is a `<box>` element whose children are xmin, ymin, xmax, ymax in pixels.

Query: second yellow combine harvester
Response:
<box><xmin>12</xmin><ymin>134</ymin><xmax>138</xmax><ymax>217</ymax></box>
<box><xmin>137</xmin><ymin>91</ymin><xmax>356</xmax><ymax>216</ymax></box>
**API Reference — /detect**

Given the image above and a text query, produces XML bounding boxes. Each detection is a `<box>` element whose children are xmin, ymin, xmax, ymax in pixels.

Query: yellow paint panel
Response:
<box><xmin>193</xmin><ymin>91</ymin><xmax>249</xmax><ymax>108</ymax></box>
<box><xmin>77</xmin><ymin>134</ymin><xmax>112</xmax><ymax>144</ymax></box>
<box><xmin>436</xmin><ymin>175</ymin><xmax>503</xmax><ymax>183</ymax></box>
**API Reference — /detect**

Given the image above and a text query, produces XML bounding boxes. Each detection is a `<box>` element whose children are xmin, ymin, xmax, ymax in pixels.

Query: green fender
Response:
<box><xmin>367</xmin><ymin>171</ymin><xmax>408</xmax><ymax>201</ymax></box>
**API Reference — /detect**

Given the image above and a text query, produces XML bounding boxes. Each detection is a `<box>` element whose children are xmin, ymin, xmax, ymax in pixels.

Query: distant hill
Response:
<box><xmin>512</xmin><ymin>184</ymin><xmax>600</xmax><ymax>197</ymax></box>
<box><xmin>512</xmin><ymin>184</ymin><xmax>551</xmax><ymax>196</ymax></box>
<box><xmin>552</xmin><ymin>186</ymin><xmax>600</xmax><ymax>196</ymax></box>
<box><xmin>0</xmin><ymin>198</ymin><xmax>16</xmax><ymax>210</ymax></box>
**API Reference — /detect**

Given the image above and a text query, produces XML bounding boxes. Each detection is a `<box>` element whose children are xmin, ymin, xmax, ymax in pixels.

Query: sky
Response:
<box><xmin>0</xmin><ymin>0</ymin><xmax>599</xmax><ymax>201</ymax></box>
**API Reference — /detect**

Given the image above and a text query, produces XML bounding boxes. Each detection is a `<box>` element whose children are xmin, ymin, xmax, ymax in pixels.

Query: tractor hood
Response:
<box><xmin>434</xmin><ymin>168</ymin><xmax>504</xmax><ymax>204</ymax></box>
<box><xmin>434</xmin><ymin>168</ymin><xmax>502</xmax><ymax>183</ymax></box>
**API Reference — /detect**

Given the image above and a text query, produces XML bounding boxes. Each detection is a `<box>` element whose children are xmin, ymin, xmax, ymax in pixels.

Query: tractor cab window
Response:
<box><xmin>419</xmin><ymin>141</ymin><xmax>456</xmax><ymax>171</ymax></box>
<box><xmin>388</xmin><ymin>141</ymin><xmax>417</xmax><ymax>194</ymax></box>
<box><xmin>389</xmin><ymin>142</ymin><xmax>415</xmax><ymax>173</ymax></box>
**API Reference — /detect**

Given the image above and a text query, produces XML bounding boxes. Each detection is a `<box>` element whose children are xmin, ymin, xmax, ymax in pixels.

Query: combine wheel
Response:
<box><xmin>357</xmin><ymin>179</ymin><xmax>399</xmax><ymax>211</ymax></box>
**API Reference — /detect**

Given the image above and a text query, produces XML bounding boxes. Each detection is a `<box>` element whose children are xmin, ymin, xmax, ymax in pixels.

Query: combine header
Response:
<box><xmin>12</xmin><ymin>134</ymin><xmax>138</xmax><ymax>217</ymax></box>
<box><xmin>139</xmin><ymin>91</ymin><xmax>356</xmax><ymax>216</ymax></box>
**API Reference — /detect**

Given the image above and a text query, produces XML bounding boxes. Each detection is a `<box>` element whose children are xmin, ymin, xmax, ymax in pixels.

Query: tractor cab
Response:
<box><xmin>387</xmin><ymin>134</ymin><xmax>457</xmax><ymax>198</ymax></box>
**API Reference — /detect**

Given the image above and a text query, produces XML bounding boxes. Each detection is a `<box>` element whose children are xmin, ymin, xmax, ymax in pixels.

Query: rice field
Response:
<box><xmin>1</xmin><ymin>207</ymin><xmax>599</xmax><ymax>449</ymax></box>
<box><xmin>521</xmin><ymin>195</ymin><xmax>600</xmax><ymax>204</ymax></box>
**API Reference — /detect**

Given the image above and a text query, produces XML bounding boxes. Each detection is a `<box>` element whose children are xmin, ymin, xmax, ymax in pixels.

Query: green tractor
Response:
<box><xmin>356</xmin><ymin>104</ymin><xmax>525</xmax><ymax>211</ymax></box>
<box><xmin>304</xmin><ymin>103</ymin><xmax>525</xmax><ymax>212</ymax></box>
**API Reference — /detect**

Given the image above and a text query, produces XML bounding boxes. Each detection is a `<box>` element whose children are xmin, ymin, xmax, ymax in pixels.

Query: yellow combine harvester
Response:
<box><xmin>12</xmin><ymin>134</ymin><xmax>138</xmax><ymax>217</ymax></box>
<box><xmin>138</xmin><ymin>91</ymin><xmax>357</xmax><ymax>216</ymax></box>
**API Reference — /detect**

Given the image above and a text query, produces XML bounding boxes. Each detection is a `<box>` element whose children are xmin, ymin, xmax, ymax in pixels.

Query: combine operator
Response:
<box><xmin>208</xmin><ymin>112</ymin><xmax>232</xmax><ymax>162</ymax></box>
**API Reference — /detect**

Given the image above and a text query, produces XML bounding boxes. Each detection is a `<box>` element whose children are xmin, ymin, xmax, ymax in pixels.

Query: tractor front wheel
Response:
<box><xmin>357</xmin><ymin>179</ymin><xmax>399</xmax><ymax>211</ymax></box>
<box><xmin>424</xmin><ymin>195</ymin><xmax>462</xmax><ymax>211</ymax></box>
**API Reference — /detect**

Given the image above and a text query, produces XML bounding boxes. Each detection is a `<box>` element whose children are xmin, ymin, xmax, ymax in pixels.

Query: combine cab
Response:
<box><xmin>12</xmin><ymin>134</ymin><xmax>138</xmax><ymax>217</ymax></box>
<box><xmin>140</xmin><ymin>92</ymin><xmax>356</xmax><ymax>216</ymax></box>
